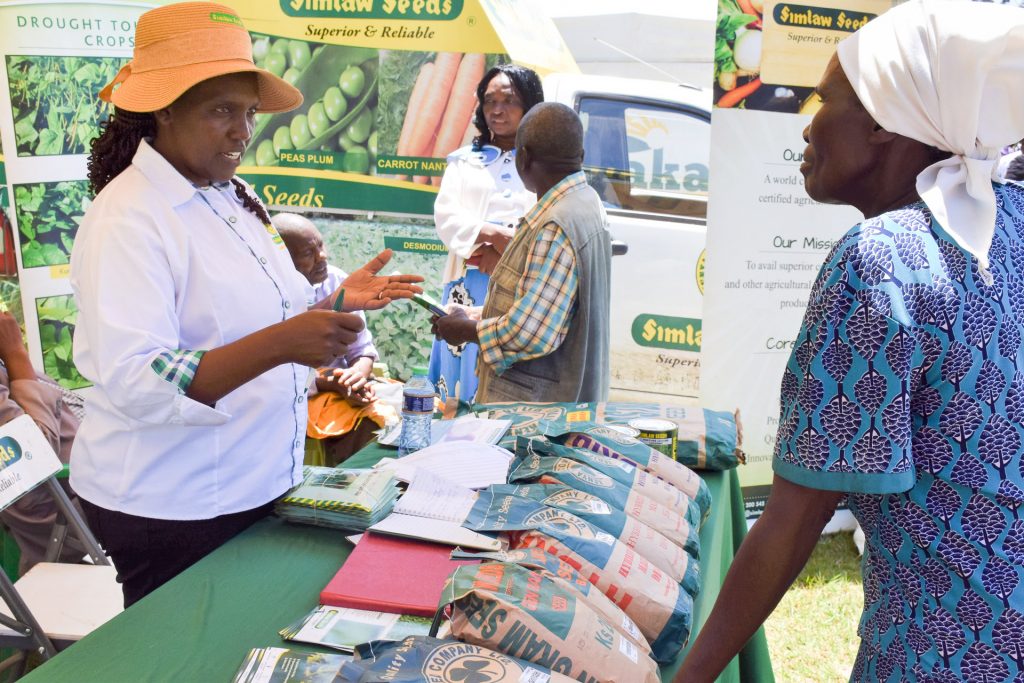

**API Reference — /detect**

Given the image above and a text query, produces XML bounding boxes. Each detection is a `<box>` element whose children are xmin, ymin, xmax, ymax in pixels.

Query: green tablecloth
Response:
<box><xmin>23</xmin><ymin>444</ymin><xmax>773</xmax><ymax>683</ymax></box>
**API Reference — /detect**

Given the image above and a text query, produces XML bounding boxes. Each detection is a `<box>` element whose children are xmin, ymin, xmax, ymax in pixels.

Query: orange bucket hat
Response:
<box><xmin>99</xmin><ymin>1</ymin><xmax>302</xmax><ymax>113</ymax></box>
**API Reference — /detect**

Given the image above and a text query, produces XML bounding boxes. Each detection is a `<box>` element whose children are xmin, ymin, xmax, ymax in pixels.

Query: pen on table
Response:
<box><xmin>333</xmin><ymin>288</ymin><xmax>345</xmax><ymax>312</ymax></box>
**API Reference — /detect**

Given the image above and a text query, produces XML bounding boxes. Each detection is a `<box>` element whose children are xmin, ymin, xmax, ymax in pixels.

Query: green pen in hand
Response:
<box><xmin>332</xmin><ymin>288</ymin><xmax>345</xmax><ymax>312</ymax></box>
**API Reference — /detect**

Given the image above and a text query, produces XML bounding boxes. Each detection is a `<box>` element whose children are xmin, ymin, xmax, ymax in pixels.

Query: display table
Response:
<box><xmin>22</xmin><ymin>444</ymin><xmax>773</xmax><ymax>682</ymax></box>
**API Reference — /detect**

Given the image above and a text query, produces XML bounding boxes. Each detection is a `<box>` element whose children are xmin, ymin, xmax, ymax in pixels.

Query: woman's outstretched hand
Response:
<box><xmin>336</xmin><ymin>249</ymin><xmax>424</xmax><ymax>311</ymax></box>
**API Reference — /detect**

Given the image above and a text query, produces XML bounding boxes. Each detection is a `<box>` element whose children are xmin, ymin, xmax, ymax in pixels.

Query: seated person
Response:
<box><xmin>272</xmin><ymin>213</ymin><xmax>396</xmax><ymax>464</ymax></box>
<box><xmin>0</xmin><ymin>312</ymin><xmax>85</xmax><ymax>575</ymax></box>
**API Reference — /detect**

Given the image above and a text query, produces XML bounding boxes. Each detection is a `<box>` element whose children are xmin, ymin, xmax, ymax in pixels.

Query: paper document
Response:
<box><xmin>368</xmin><ymin>513</ymin><xmax>502</xmax><ymax>551</ymax></box>
<box><xmin>393</xmin><ymin>469</ymin><xmax>477</xmax><ymax>524</ymax></box>
<box><xmin>377</xmin><ymin>442</ymin><xmax>513</xmax><ymax>489</ymax></box>
<box><xmin>377</xmin><ymin>415</ymin><xmax>511</xmax><ymax>448</ymax></box>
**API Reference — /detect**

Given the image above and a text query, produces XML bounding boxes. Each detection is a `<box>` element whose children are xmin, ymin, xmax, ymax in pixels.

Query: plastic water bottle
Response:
<box><xmin>398</xmin><ymin>366</ymin><xmax>435</xmax><ymax>456</ymax></box>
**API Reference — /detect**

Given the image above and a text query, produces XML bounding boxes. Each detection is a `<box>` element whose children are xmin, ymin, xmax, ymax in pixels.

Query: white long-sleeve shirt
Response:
<box><xmin>434</xmin><ymin>145</ymin><xmax>535</xmax><ymax>285</ymax></box>
<box><xmin>69</xmin><ymin>139</ymin><xmax>312</xmax><ymax>520</ymax></box>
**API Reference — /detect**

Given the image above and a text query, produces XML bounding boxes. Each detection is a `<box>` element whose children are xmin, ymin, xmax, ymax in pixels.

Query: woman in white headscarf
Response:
<box><xmin>676</xmin><ymin>3</ymin><xmax>1024</xmax><ymax>681</ymax></box>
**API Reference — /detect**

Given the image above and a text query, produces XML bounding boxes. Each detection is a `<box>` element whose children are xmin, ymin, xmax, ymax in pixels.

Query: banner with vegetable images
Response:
<box><xmin>700</xmin><ymin>0</ymin><xmax>892</xmax><ymax>516</ymax></box>
<box><xmin>0</xmin><ymin>3</ymin><xmax>139</xmax><ymax>390</ymax></box>
<box><xmin>236</xmin><ymin>0</ymin><xmax>576</xmax><ymax>214</ymax></box>
<box><xmin>0</xmin><ymin>0</ymin><xmax>576</xmax><ymax>390</ymax></box>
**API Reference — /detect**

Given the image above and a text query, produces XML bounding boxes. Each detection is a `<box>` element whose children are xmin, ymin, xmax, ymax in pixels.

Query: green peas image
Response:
<box><xmin>308</xmin><ymin>102</ymin><xmax>330</xmax><ymax>139</ymax></box>
<box><xmin>244</xmin><ymin>37</ymin><xmax>378</xmax><ymax>162</ymax></box>
<box><xmin>252</xmin><ymin>38</ymin><xmax>270</xmax><ymax>63</ymax></box>
<box><xmin>337</xmin><ymin>130</ymin><xmax>357</xmax><ymax>152</ymax></box>
<box><xmin>323</xmin><ymin>87</ymin><xmax>347</xmax><ymax>122</ymax></box>
<box><xmin>346</xmin><ymin>108</ymin><xmax>373</xmax><ymax>144</ymax></box>
<box><xmin>270</xmin><ymin>38</ymin><xmax>289</xmax><ymax>56</ymax></box>
<box><xmin>342</xmin><ymin>147</ymin><xmax>370</xmax><ymax>174</ymax></box>
<box><xmin>290</xmin><ymin>114</ymin><xmax>312</xmax><ymax>148</ymax></box>
<box><xmin>255</xmin><ymin>139</ymin><xmax>276</xmax><ymax>166</ymax></box>
<box><xmin>273</xmin><ymin>126</ymin><xmax>293</xmax><ymax>156</ymax></box>
<box><xmin>339</xmin><ymin>65</ymin><xmax>365</xmax><ymax>99</ymax></box>
<box><xmin>367</xmin><ymin>130</ymin><xmax>378</xmax><ymax>159</ymax></box>
<box><xmin>288</xmin><ymin>41</ymin><xmax>311</xmax><ymax>70</ymax></box>
<box><xmin>264</xmin><ymin>51</ymin><xmax>287</xmax><ymax>78</ymax></box>
<box><xmin>241</xmin><ymin>150</ymin><xmax>257</xmax><ymax>167</ymax></box>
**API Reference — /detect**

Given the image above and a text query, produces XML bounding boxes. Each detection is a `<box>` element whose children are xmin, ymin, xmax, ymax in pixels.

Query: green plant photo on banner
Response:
<box><xmin>14</xmin><ymin>180</ymin><xmax>89</xmax><ymax>268</ymax></box>
<box><xmin>6</xmin><ymin>55</ymin><xmax>124</xmax><ymax>157</ymax></box>
<box><xmin>35</xmin><ymin>294</ymin><xmax>90</xmax><ymax>389</ymax></box>
<box><xmin>312</xmin><ymin>216</ymin><xmax>446</xmax><ymax>381</ymax></box>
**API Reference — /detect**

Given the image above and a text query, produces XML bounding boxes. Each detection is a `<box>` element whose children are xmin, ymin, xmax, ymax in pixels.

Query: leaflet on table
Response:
<box><xmin>411</xmin><ymin>291</ymin><xmax>447</xmax><ymax>317</ymax></box>
<box><xmin>393</xmin><ymin>468</ymin><xmax>477</xmax><ymax>523</ymax></box>
<box><xmin>280</xmin><ymin>605</ymin><xmax>432</xmax><ymax>653</ymax></box>
<box><xmin>368</xmin><ymin>513</ymin><xmax>503</xmax><ymax>551</ymax></box>
<box><xmin>375</xmin><ymin>442</ymin><xmax>513</xmax><ymax>489</ymax></box>
<box><xmin>232</xmin><ymin>647</ymin><xmax>351</xmax><ymax>683</ymax></box>
<box><xmin>377</xmin><ymin>414</ymin><xmax>511</xmax><ymax>447</ymax></box>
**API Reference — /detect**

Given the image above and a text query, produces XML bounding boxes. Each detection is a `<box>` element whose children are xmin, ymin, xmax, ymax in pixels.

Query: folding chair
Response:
<box><xmin>0</xmin><ymin>415</ymin><xmax>121</xmax><ymax>679</ymax></box>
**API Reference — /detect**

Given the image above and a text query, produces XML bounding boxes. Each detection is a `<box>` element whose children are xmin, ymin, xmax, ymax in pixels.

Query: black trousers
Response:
<box><xmin>80</xmin><ymin>498</ymin><xmax>273</xmax><ymax>608</ymax></box>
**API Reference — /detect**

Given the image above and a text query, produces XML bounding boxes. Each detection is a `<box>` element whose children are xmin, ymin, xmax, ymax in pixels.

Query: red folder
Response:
<box><xmin>320</xmin><ymin>532</ymin><xmax>479</xmax><ymax>616</ymax></box>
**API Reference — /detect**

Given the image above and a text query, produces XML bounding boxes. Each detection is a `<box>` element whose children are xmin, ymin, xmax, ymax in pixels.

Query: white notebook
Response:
<box><xmin>393</xmin><ymin>469</ymin><xmax>477</xmax><ymax>524</ymax></box>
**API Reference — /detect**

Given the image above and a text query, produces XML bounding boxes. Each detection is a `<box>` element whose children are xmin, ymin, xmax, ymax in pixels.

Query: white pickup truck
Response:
<box><xmin>544</xmin><ymin>73</ymin><xmax>712</xmax><ymax>402</ymax></box>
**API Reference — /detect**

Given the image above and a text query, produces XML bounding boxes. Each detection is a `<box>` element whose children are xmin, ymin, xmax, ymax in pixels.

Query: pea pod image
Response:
<box><xmin>247</xmin><ymin>36</ymin><xmax>378</xmax><ymax>170</ymax></box>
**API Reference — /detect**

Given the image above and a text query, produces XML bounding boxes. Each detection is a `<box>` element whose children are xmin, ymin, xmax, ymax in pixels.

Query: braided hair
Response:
<box><xmin>472</xmin><ymin>64</ymin><xmax>544</xmax><ymax>150</ymax></box>
<box><xmin>88</xmin><ymin>106</ymin><xmax>272</xmax><ymax>226</ymax></box>
<box><xmin>87</xmin><ymin>107</ymin><xmax>154</xmax><ymax>195</ymax></box>
<box><xmin>230</xmin><ymin>178</ymin><xmax>271</xmax><ymax>225</ymax></box>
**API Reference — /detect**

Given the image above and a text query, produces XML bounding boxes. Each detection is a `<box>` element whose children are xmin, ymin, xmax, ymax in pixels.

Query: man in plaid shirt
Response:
<box><xmin>433</xmin><ymin>103</ymin><xmax>611</xmax><ymax>403</ymax></box>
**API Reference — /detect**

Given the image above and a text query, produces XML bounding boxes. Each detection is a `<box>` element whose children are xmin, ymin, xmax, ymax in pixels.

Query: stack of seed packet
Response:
<box><xmin>275</xmin><ymin>466</ymin><xmax>400</xmax><ymax>531</ymax></box>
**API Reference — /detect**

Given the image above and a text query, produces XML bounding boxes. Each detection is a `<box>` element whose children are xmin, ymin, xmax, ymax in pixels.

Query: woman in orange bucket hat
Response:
<box><xmin>69</xmin><ymin>2</ymin><xmax>422</xmax><ymax>606</ymax></box>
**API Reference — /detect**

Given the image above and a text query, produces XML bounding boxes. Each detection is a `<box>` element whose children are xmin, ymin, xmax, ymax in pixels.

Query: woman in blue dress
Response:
<box><xmin>428</xmin><ymin>64</ymin><xmax>543</xmax><ymax>403</ymax></box>
<box><xmin>677</xmin><ymin>3</ymin><xmax>1024</xmax><ymax>681</ymax></box>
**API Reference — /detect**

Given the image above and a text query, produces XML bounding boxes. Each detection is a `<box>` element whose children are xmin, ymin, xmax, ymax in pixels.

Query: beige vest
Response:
<box><xmin>476</xmin><ymin>182</ymin><xmax>610</xmax><ymax>403</ymax></box>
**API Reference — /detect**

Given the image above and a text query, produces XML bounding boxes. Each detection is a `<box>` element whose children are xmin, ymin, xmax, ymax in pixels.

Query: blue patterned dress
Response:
<box><xmin>774</xmin><ymin>182</ymin><xmax>1024</xmax><ymax>682</ymax></box>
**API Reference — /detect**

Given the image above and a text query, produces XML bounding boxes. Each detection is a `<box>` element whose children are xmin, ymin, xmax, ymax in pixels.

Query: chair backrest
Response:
<box><xmin>0</xmin><ymin>415</ymin><xmax>111</xmax><ymax>672</ymax></box>
<box><xmin>0</xmin><ymin>415</ymin><xmax>62</xmax><ymax>514</ymax></box>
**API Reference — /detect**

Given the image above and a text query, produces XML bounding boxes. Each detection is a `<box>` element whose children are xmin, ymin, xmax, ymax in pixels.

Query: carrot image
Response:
<box><xmin>413</xmin><ymin>118</ymin><xmax>440</xmax><ymax>184</ymax></box>
<box><xmin>394</xmin><ymin>62</ymin><xmax>435</xmax><ymax>180</ymax></box>
<box><xmin>431</xmin><ymin>53</ymin><xmax>487</xmax><ymax>161</ymax></box>
<box><xmin>737</xmin><ymin>0</ymin><xmax>758</xmax><ymax>17</ymax></box>
<box><xmin>406</xmin><ymin>52</ymin><xmax>462</xmax><ymax>159</ymax></box>
<box><xmin>717</xmin><ymin>77</ymin><xmax>761</xmax><ymax>108</ymax></box>
<box><xmin>428</xmin><ymin>53</ymin><xmax>487</xmax><ymax>187</ymax></box>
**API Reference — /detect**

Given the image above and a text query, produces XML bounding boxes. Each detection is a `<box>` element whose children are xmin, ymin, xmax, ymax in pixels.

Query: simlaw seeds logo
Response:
<box><xmin>281</xmin><ymin>0</ymin><xmax>463</xmax><ymax>18</ymax></box>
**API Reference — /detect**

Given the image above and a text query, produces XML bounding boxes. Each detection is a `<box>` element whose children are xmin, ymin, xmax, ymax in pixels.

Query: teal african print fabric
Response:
<box><xmin>774</xmin><ymin>182</ymin><xmax>1024</xmax><ymax>682</ymax></box>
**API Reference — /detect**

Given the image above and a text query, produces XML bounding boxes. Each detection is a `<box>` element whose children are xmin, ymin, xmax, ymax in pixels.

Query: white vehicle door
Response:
<box><xmin>576</xmin><ymin>95</ymin><xmax>710</xmax><ymax>401</ymax></box>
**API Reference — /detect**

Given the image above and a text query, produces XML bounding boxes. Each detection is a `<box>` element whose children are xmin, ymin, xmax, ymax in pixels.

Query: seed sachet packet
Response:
<box><xmin>464</xmin><ymin>490</ymin><xmax>696</xmax><ymax>663</ymax></box>
<box><xmin>515</xmin><ymin>438</ymin><xmax>704</xmax><ymax>526</ymax></box>
<box><xmin>465</xmin><ymin>489</ymin><xmax>700</xmax><ymax>594</ymax></box>
<box><xmin>507</xmin><ymin>451</ymin><xmax>701</xmax><ymax>544</ymax></box>
<box><xmin>487</xmin><ymin>482</ymin><xmax>699</xmax><ymax>560</ymax></box>
<box><xmin>438</xmin><ymin>562</ymin><xmax>661</xmax><ymax>683</ymax></box>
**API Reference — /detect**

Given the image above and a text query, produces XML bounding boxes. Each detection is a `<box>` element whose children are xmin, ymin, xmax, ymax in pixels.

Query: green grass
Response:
<box><xmin>764</xmin><ymin>533</ymin><xmax>863</xmax><ymax>683</ymax></box>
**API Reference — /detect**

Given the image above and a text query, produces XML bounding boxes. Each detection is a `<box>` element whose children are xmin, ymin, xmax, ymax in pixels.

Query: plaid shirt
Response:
<box><xmin>477</xmin><ymin>172</ymin><xmax>587</xmax><ymax>373</ymax></box>
<box><xmin>151</xmin><ymin>349</ymin><xmax>206</xmax><ymax>393</ymax></box>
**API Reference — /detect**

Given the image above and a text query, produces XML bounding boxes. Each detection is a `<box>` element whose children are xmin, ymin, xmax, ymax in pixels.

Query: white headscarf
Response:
<box><xmin>837</xmin><ymin>0</ymin><xmax>1024</xmax><ymax>283</ymax></box>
